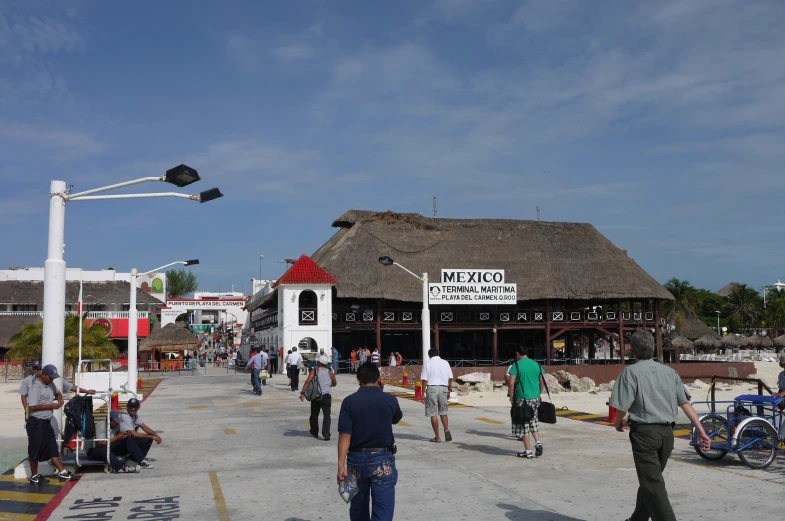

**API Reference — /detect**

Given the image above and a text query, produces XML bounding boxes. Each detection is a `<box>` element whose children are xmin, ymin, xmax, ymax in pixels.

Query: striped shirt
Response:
<box><xmin>371</xmin><ymin>351</ymin><xmax>380</xmax><ymax>364</ymax></box>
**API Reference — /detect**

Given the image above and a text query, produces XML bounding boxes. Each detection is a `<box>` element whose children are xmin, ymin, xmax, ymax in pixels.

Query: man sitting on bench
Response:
<box><xmin>87</xmin><ymin>410</ymin><xmax>139</xmax><ymax>473</ymax></box>
<box><xmin>113</xmin><ymin>398</ymin><xmax>161</xmax><ymax>469</ymax></box>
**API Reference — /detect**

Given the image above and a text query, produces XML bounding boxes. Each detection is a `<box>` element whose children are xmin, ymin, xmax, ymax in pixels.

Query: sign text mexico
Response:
<box><xmin>429</xmin><ymin>269</ymin><xmax>516</xmax><ymax>304</ymax></box>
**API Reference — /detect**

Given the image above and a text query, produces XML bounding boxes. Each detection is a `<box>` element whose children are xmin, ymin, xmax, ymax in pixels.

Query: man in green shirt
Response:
<box><xmin>508</xmin><ymin>346</ymin><xmax>545</xmax><ymax>459</ymax></box>
<box><xmin>610</xmin><ymin>331</ymin><xmax>710</xmax><ymax>521</ymax></box>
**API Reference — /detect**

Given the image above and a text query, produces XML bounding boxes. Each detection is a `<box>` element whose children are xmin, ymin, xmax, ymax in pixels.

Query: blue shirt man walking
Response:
<box><xmin>338</xmin><ymin>362</ymin><xmax>402</xmax><ymax>521</ymax></box>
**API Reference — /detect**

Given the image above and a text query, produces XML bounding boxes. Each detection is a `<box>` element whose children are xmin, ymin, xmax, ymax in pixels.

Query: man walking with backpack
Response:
<box><xmin>507</xmin><ymin>346</ymin><xmax>545</xmax><ymax>459</ymax></box>
<box><xmin>300</xmin><ymin>355</ymin><xmax>337</xmax><ymax>440</ymax></box>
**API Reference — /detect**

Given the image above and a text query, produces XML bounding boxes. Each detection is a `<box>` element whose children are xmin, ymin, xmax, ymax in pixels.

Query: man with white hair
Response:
<box><xmin>300</xmin><ymin>355</ymin><xmax>337</xmax><ymax>440</ymax></box>
<box><xmin>610</xmin><ymin>331</ymin><xmax>711</xmax><ymax>521</ymax></box>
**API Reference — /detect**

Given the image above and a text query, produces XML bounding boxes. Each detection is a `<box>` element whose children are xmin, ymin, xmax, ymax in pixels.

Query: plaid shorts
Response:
<box><xmin>511</xmin><ymin>398</ymin><xmax>540</xmax><ymax>437</ymax></box>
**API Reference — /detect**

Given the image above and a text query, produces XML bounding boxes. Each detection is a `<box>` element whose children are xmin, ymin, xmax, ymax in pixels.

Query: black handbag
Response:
<box><xmin>510</xmin><ymin>360</ymin><xmax>535</xmax><ymax>425</ymax></box>
<box><xmin>537</xmin><ymin>371</ymin><xmax>557</xmax><ymax>424</ymax></box>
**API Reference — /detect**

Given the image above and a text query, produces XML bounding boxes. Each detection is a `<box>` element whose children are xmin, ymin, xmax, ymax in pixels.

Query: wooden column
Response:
<box><xmin>375</xmin><ymin>300</ymin><xmax>382</xmax><ymax>352</ymax></box>
<box><xmin>618</xmin><ymin>301</ymin><xmax>625</xmax><ymax>364</ymax></box>
<box><xmin>588</xmin><ymin>331</ymin><xmax>596</xmax><ymax>363</ymax></box>
<box><xmin>655</xmin><ymin>300</ymin><xmax>665</xmax><ymax>363</ymax></box>
<box><xmin>434</xmin><ymin>322</ymin><xmax>440</xmax><ymax>353</ymax></box>
<box><xmin>492</xmin><ymin>322</ymin><xmax>498</xmax><ymax>367</ymax></box>
<box><xmin>546</xmin><ymin>301</ymin><xmax>552</xmax><ymax>365</ymax></box>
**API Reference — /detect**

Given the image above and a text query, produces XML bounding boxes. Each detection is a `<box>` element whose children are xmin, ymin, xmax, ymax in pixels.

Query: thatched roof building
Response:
<box><xmin>139</xmin><ymin>324</ymin><xmax>199</xmax><ymax>352</ymax></box>
<box><xmin>716</xmin><ymin>283</ymin><xmax>739</xmax><ymax>297</ymax></box>
<box><xmin>663</xmin><ymin>310</ymin><xmax>720</xmax><ymax>340</ymax></box>
<box><xmin>693</xmin><ymin>335</ymin><xmax>722</xmax><ymax>349</ymax></box>
<box><xmin>669</xmin><ymin>336</ymin><xmax>694</xmax><ymax>349</ymax></box>
<box><xmin>310</xmin><ymin>210</ymin><xmax>673</xmax><ymax>303</ymax></box>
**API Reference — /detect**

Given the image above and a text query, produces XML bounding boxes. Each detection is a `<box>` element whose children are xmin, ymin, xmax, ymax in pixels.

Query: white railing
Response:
<box><xmin>0</xmin><ymin>311</ymin><xmax>44</xmax><ymax>317</ymax></box>
<box><xmin>0</xmin><ymin>311</ymin><xmax>149</xmax><ymax>319</ymax></box>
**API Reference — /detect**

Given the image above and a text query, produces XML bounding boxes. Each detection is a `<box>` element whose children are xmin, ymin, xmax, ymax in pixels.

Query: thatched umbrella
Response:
<box><xmin>693</xmin><ymin>335</ymin><xmax>722</xmax><ymax>349</ymax></box>
<box><xmin>773</xmin><ymin>334</ymin><xmax>785</xmax><ymax>348</ymax></box>
<box><xmin>139</xmin><ymin>324</ymin><xmax>200</xmax><ymax>367</ymax></box>
<box><xmin>721</xmin><ymin>335</ymin><xmax>745</xmax><ymax>347</ymax></box>
<box><xmin>669</xmin><ymin>336</ymin><xmax>693</xmax><ymax>349</ymax></box>
<box><xmin>744</xmin><ymin>334</ymin><xmax>773</xmax><ymax>348</ymax></box>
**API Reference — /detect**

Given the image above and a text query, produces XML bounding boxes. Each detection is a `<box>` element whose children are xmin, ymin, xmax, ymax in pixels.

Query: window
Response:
<box><xmin>13</xmin><ymin>304</ymin><xmax>37</xmax><ymax>312</ymax></box>
<box><xmin>298</xmin><ymin>290</ymin><xmax>318</xmax><ymax>325</ymax></box>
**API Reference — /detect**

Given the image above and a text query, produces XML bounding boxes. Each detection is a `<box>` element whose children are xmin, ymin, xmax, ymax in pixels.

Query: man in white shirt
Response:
<box><xmin>421</xmin><ymin>348</ymin><xmax>454</xmax><ymax>442</ymax></box>
<box><xmin>286</xmin><ymin>347</ymin><xmax>303</xmax><ymax>391</ymax></box>
<box><xmin>246</xmin><ymin>350</ymin><xmax>269</xmax><ymax>395</ymax></box>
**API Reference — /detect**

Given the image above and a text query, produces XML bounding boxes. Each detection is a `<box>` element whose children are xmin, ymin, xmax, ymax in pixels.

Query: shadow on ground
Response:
<box><xmin>283</xmin><ymin>430</ymin><xmax>314</xmax><ymax>438</ymax></box>
<box><xmin>498</xmin><ymin>503</ymin><xmax>587</xmax><ymax>521</ymax></box>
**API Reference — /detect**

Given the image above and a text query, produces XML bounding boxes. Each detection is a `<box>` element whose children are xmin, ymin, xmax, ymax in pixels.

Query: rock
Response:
<box><xmin>579</xmin><ymin>377</ymin><xmax>597</xmax><ymax>392</ymax></box>
<box><xmin>589</xmin><ymin>390</ymin><xmax>597</xmax><ymax>395</ymax></box>
<box><xmin>458</xmin><ymin>372</ymin><xmax>492</xmax><ymax>383</ymax></box>
<box><xmin>599</xmin><ymin>383</ymin><xmax>610</xmax><ymax>392</ymax></box>
<box><xmin>608</xmin><ymin>380</ymin><xmax>615</xmax><ymax>391</ymax></box>
<box><xmin>542</xmin><ymin>373</ymin><xmax>561</xmax><ymax>394</ymax></box>
<box><xmin>688</xmin><ymin>379</ymin><xmax>709</xmax><ymax>389</ymax></box>
<box><xmin>493</xmin><ymin>381</ymin><xmax>505</xmax><ymax>388</ymax></box>
<box><xmin>554</xmin><ymin>370</ymin><xmax>572</xmax><ymax>388</ymax></box>
<box><xmin>457</xmin><ymin>390</ymin><xmax>470</xmax><ymax>396</ymax></box>
<box><xmin>474</xmin><ymin>381</ymin><xmax>494</xmax><ymax>393</ymax></box>
<box><xmin>456</xmin><ymin>384</ymin><xmax>471</xmax><ymax>394</ymax></box>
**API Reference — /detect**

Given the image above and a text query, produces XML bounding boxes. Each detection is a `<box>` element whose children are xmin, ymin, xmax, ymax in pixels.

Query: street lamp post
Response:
<box><xmin>378</xmin><ymin>256</ymin><xmax>430</xmax><ymax>365</ymax></box>
<box><xmin>42</xmin><ymin>165</ymin><xmax>221</xmax><ymax>388</ymax></box>
<box><xmin>715</xmin><ymin>311</ymin><xmax>721</xmax><ymax>336</ymax></box>
<box><xmin>128</xmin><ymin>260</ymin><xmax>199</xmax><ymax>394</ymax></box>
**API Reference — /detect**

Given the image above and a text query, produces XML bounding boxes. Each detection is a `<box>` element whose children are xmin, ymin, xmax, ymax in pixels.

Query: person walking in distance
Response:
<box><xmin>332</xmin><ymin>346</ymin><xmax>341</xmax><ymax>374</ymax></box>
<box><xmin>286</xmin><ymin>347</ymin><xmax>302</xmax><ymax>391</ymax></box>
<box><xmin>268</xmin><ymin>346</ymin><xmax>278</xmax><ymax>377</ymax></box>
<box><xmin>371</xmin><ymin>347</ymin><xmax>380</xmax><ymax>367</ymax></box>
<box><xmin>246</xmin><ymin>349</ymin><xmax>268</xmax><ymax>396</ymax></box>
<box><xmin>420</xmin><ymin>348</ymin><xmax>453</xmax><ymax>442</ymax></box>
<box><xmin>350</xmin><ymin>349</ymin><xmax>358</xmax><ymax>374</ymax></box>
<box><xmin>300</xmin><ymin>355</ymin><xmax>337</xmax><ymax>440</ymax></box>
<box><xmin>507</xmin><ymin>346</ymin><xmax>545</xmax><ymax>458</ymax></box>
<box><xmin>610</xmin><ymin>331</ymin><xmax>711</xmax><ymax>521</ymax></box>
<box><xmin>337</xmin><ymin>362</ymin><xmax>402</xmax><ymax>521</ymax></box>
<box><xmin>358</xmin><ymin>346</ymin><xmax>368</xmax><ymax>367</ymax></box>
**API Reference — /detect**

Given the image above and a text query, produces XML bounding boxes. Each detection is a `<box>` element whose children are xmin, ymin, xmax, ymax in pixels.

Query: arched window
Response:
<box><xmin>298</xmin><ymin>290</ymin><xmax>318</xmax><ymax>325</ymax></box>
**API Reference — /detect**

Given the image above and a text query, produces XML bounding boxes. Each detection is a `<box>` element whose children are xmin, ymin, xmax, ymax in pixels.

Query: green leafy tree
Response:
<box><xmin>167</xmin><ymin>268</ymin><xmax>198</xmax><ymax>298</ymax></box>
<box><xmin>7</xmin><ymin>314</ymin><xmax>119</xmax><ymax>372</ymax></box>
<box><xmin>724</xmin><ymin>283</ymin><xmax>762</xmax><ymax>330</ymax></box>
<box><xmin>764</xmin><ymin>291</ymin><xmax>785</xmax><ymax>332</ymax></box>
<box><xmin>663</xmin><ymin>278</ymin><xmax>700</xmax><ymax>333</ymax></box>
<box><xmin>693</xmin><ymin>288</ymin><xmax>725</xmax><ymax>330</ymax></box>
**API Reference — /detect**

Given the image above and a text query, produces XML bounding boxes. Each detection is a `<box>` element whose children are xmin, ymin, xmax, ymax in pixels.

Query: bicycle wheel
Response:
<box><xmin>694</xmin><ymin>414</ymin><xmax>729</xmax><ymax>460</ymax></box>
<box><xmin>737</xmin><ymin>419</ymin><xmax>778</xmax><ymax>469</ymax></box>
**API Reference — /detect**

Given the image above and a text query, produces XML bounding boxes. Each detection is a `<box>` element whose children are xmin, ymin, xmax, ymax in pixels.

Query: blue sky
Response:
<box><xmin>1</xmin><ymin>0</ymin><xmax>784</xmax><ymax>295</ymax></box>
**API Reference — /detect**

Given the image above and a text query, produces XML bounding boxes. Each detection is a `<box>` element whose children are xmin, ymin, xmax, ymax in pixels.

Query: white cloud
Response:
<box><xmin>0</xmin><ymin>121</ymin><xmax>104</xmax><ymax>158</ymax></box>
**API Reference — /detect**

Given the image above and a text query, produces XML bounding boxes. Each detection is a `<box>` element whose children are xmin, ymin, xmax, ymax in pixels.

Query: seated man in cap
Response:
<box><xmin>25</xmin><ymin>365</ymin><xmax>80</xmax><ymax>483</ymax></box>
<box><xmin>113</xmin><ymin>398</ymin><xmax>161</xmax><ymax>469</ymax></box>
<box><xmin>87</xmin><ymin>410</ymin><xmax>139</xmax><ymax>473</ymax></box>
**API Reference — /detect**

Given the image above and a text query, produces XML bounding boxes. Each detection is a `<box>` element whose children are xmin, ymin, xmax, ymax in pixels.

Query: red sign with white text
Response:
<box><xmin>86</xmin><ymin>318</ymin><xmax>150</xmax><ymax>339</ymax></box>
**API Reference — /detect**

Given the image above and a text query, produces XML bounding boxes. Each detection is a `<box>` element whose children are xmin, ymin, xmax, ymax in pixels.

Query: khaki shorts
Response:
<box><xmin>425</xmin><ymin>386</ymin><xmax>449</xmax><ymax>417</ymax></box>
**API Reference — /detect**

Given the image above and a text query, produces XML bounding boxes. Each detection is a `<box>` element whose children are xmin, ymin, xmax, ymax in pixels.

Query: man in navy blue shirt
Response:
<box><xmin>338</xmin><ymin>362</ymin><xmax>402</xmax><ymax>521</ymax></box>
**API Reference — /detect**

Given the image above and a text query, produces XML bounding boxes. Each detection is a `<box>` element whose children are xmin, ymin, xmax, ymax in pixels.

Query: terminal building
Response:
<box><xmin>247</xmin><ymin>210</ymin><xmax>674</xmax><ymax>366</ymax></box>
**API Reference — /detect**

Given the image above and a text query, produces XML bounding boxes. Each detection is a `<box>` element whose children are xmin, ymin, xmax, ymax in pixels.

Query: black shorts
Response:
<box><xmin>26</xmin><ymin>416</ymin><xmax>60</xmax><ymax>462</ymax></box>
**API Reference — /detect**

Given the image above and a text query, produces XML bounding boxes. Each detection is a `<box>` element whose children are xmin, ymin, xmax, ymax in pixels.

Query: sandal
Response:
<box><xmin>429</xmin><ymin>438</ymin><xmax>441</xmax><ymax>443</ymax></box>
<box><xmin>445</xmin><ymin>431</ymin><xmax>452</xmax><ymax>442</ymax></box>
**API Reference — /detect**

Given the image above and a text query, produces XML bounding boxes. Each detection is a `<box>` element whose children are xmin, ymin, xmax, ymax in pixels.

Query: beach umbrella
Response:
<box><xmin>693</xmin><ymin>335</ymin><xmax>722</xmax><ymax>349</ymax></box>
<box><xmin>721</xmin><ymin>335</ymin><xmax>745</xmax><ymax>347</ymax></box>
<box><xmin>744</xmin><ymin>334</ymin><xmax>773</xmax><ymax>348</ymax></box>
<box><xmin>669</xmin><ymin>336</ymin><xmax>693</xmax><ymax>349</ymax></box>
<box><xmin>772</xmin><ymin>334</ymin><xmax>785</xmax><ymax>348</ymax></box>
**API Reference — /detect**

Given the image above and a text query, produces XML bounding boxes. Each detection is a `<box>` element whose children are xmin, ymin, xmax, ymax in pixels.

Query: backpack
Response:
<box><xmin>303</xmin><ymin>367</ymin><xmax>323</xmax><ymax>402</ymax></box>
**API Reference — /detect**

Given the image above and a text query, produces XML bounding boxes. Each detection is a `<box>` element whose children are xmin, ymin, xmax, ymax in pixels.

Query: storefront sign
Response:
<box><xmin>166</xmin><ymin>299</ymin><xmax>245</xmax><ymax>308</ymax></box>
<box><xmin>429</xmin><ymin>269</ymin><xmax>516</xmax><ymax>304</ymax></box>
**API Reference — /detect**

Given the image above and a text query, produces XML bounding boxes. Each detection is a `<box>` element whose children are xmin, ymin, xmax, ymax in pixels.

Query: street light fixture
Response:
<box><xmin>377</xmin><ymin>256</ymin><xmax>430</xmax><ymax>365</ymax></box>
<box><xmin>41</xmin><ymin>166</ymin><xmax>220</xmax><ymax>391</ymax></box>
<box><xmin>715</xmin><ymin>311</ymin><xmax>721</xmax><ymax>336</ymax></box>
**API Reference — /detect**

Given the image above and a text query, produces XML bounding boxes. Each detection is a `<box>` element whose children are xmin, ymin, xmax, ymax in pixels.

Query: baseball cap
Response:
<box><xmin>127</xmin><ymin>398</ymin><xmax>141</xmax><ymax>409</ymax></box>
<box><xmin>317</xmin><ymin>355</ymin><xmax>330</xmax><ymax>365</ymax></box>
<box><xmin>109</xmin><ymin>410</ymin><xmax>123</xmax><ymax>423</ymax></box>
<box><xmin>41</xmin><ymin>364</ymin><xmax>60</xmax><ymax>380</ymax></box>
<box><xmin>32</xmin><ymin>361</ymin><xmax>42</xmax><ymax>370</ymax></box>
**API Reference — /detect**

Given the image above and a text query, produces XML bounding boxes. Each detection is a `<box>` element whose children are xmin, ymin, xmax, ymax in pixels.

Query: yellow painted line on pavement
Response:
<box><xmin>396</xmin><ymin>421</ymin><xmax>412</xmax><ymax>427</ymax></box>
<box><xmin>476</xmin><ymin>417</ymin><xmax>505</xmax><ymax>425</ymax></box>
<box><xmin>570</xmin><ymin>414</ymin><xmax>606</xmax><ymax>420</ymax></box>
<box><xmin>556</xmin><ymin>410</ymin><xmax>580</xmax><ymax>416</ymax></box>
<box><xmin>0</xmin><ymin>490</ymin><xmax>53</xmax><ymax>503</ymax></box>
<box><xmin>673</xmin><ymin>429</ymin><xmax>692</xmax><ymax>437</ymax></box>
<box><xmin>189</xmin><ymin>405</ymin><xmax>208</xmax><ymax>409</ymax></box>
<box><xmin>241</xmin><ymin>402</ymin><xmax>260</xmax><ymax>407</ymax></box>
<box><xmin>223</xmin><ymin>429</ymin><xmax>236</xmax><ymax>435</ymax></box>
<box><xmin>209</xmin><ymin>471</ymin><xmax>231</xmax><ymax>521</ymax></box>
<box><xmin>0</xmin><ymin>475</ymin><xmax>64</xmax><ymax>486</ymax></box>
<box><xmin>0</xmin><ymin>513</ymin><xmax>37</xmax><ymax>521</ymax></box>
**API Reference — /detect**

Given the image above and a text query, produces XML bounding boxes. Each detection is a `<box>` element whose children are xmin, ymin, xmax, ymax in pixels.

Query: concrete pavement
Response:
<box><xmin>34</xmin><ymin>372</ymin><xmax>785</xmax><ymax>521</ymax></box>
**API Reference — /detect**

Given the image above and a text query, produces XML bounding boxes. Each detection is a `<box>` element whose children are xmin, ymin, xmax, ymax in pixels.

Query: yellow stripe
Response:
<box><xmin>189</xmin><ymin>405</ymin><xmax>208</xmax><ymax>409</ymax></box>
<box><xmin>0</xmin><ymin>513</ymin><xmax>37</xmax><ymax>521</ymax></box>
<box><xmin>673</xmin><ymin>429</ymin><xmax>692</xmax><ymax>437</ymax></box>
<box><xmin>556</xmin><ymin>410</ymin><xmax>579</xmax><ymax>415</ymax></box>
<box><xmin>396</xmin><ymin>421</ymin><xmax>412</xmax><ymax>427</ymax></box>
<box><xmin>209</xmin><ymin>471</ymin><xmax>231</xmax><ymax>521</ymax></box>
<box><xmin>570</xmin><ymin>414</ymin><xmax>607</xmax><ymax>420</ymax></box>
<box><xmin>223</xmin><ymin>429</ymin><xmax>236</xmax><ymax>435</ymax></box>
<box><xmin>449</xmin><ymin>403</ymin><xmax>468</xmax><ymax>408</ymax></box>
<box><xmin>0</xmin><ymin>475</ymin><xmax>64</xmax><ymax>486</ymax></box>
<box><xmin>0</xmin><ymin>490</ymin><xmax>54</xmax><ymax>503</ymax></box>
<box><xmin>475</xmin><ymin>417</ymin><xmax>505</xmax><ymax>425</ymax></box>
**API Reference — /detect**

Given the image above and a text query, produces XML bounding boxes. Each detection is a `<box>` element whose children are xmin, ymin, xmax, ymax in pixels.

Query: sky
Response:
<box><xmin>1</xmin><ymin>0</ymin><xmax>784</xmax><ymax>296</ymax></box>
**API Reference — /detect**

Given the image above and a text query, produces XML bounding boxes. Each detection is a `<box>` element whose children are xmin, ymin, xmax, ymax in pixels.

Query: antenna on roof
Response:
<box><xmin>537</xmin><ymin>206</ymin><xmax>540</xmax><ymax>221</ymax></box>
<box><xmin>432</xmin><ymin>196</ymin><xmax>437</xmax><ymax>218</ymax></box>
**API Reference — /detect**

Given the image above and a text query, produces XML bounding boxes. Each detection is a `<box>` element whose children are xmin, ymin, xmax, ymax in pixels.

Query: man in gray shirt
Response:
<box><xmin>776</xmin><ymin>353</ymin><xmax>785</xmax><ymax>398</ymax></box>
<box><xmin>610</xmin><ymin>331</ymin><xmax>710</xmax><ymax>521</ymax></box>
<box><xmin>25</xmin><ymin>365</ymin><xmax>80</xmax><ymax>483</ymax></box>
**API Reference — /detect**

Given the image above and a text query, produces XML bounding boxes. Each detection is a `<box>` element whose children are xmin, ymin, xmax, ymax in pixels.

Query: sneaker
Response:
<box><xmin>516</xmin><ymin>451</ymin><xmax>534</xmax><ymax>459</ymax></box>
<box><xmin>139</xmin><ymin>460</ymin><xmax>154</xmax><ymax>470</ymax></box>
<box><xmin>29</xmin><ymin>473</ymin><xmax>49</xmax><ymax>484</ymax></box>
<box><xmin>58</xmin><ymin>470</ymin><xmax>80</xmax><ymax>481</ymax></box>
<box><xmin>123</xmin><ymin>465</ymin><xmax>139</xmax><ymax>473</ymax></box>
<box><xmin>535</xmin><ymin>443</ymin><xmax>543</xmax><ymax>457</ymax></box>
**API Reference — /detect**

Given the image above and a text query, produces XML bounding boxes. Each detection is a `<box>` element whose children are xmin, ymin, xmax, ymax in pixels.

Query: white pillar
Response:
<box><xmin>42</xmin><ymin>181</ymin><xmax>67</xmax><ymax>386</ymax></box>
<box><xmin>128</xmin><ymin>269</ymin><xmax>138</xmax><ymax>394</ymax></box>
<box><xmin>421</xmin><ymin>272</ymin><xmax>430</xmax><ymax>365</ymax></box>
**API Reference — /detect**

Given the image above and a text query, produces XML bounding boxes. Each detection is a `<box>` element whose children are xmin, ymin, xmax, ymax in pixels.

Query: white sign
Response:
<box><xmin>429</xmin><ymin>269</ymin><xmax>516</xmax><ymax>304</ymax></box>
<box><xmin>441</xmin><ymin>269</ymin><xmax>505</xmax><ymax>284</ymax></box>
<box><xmin>161</xmin><ymin>308</ymin><xmax>186</xmax><ymax>326</ymax></box>
<box><xmin>167</xmin><ymin>299</ymin><xmax>245</xmax><ymax>309</ymax></box>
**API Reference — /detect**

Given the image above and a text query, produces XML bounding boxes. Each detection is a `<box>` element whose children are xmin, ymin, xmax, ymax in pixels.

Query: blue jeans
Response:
<box><xmin>347</xmin><ymin>452</ymin><xmax>397</xmax><ymax>521</ymax></box>
<box><xmin>251</xmin><ymin>368</ymin><xmax>261</xmax><ymax>394</ymax></box>
<box><xmin>333</xmin><ymin>360</ymin><xmax>339</xmax><ymax>374</ymax></box>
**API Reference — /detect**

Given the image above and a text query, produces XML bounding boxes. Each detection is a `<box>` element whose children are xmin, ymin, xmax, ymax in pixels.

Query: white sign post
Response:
<box><xmin>429</xmin><ymin>269</ymin><xmax>516</xmax><ymax>305</ymax></box>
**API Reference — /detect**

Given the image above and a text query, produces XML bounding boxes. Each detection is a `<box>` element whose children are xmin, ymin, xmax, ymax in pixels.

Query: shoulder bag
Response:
<box><xmin>537</xmin><ymin>368</ymin><xmax>557</xmax><ymax>424</ymax></box>
<box><xmin>510</xmin><ymin>361</ymin><xmax>536</xmax><ymax>425</ymax></box>
<box><xmin>303</xmin><ymin>367</ymin><xmax>323</xmax><ymax>402</ymax></box>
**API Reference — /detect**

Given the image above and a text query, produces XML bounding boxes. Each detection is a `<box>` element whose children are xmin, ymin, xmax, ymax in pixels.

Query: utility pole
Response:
<box><xmin>537</xmin><ymin>206</ymin><xmax>541</xmax><ymax>221</ymax></box>
<box><xmin>432</xmin><ymin>196</ymin><xmax>437</xmax><ymax>218</ymax></box>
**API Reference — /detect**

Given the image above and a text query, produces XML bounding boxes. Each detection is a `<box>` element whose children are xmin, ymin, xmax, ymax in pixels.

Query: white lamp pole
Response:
<box><xmin>378</xmin><ymin>256</ymin><xmax>430</xmax><ymax>365</ymax></box>
<box><xmin>41</xmin><ymin>166</ymin><xmax>220</xmax><ymax>394</ymax></box>
<box><xmin>715</xmin><ymin>311</ymin><xmax>721</xmax><ymax>336</ymax></box>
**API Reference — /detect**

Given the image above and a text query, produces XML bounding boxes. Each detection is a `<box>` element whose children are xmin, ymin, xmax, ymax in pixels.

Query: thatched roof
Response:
<box><xmin>716</xmin><ymin>283</ymin><xmax>739</xmax><ymax>297</ymax></box>
<box><xmin>693</xmin><ymin>335</ymin><xmax>722</xmax><ymax>348</ymax></box>
<box><xmin>0</xmin><ymin>281</ymin><xmax>162</xmax><ymax>307</ymax></box>
<box><xmin>743</xmin><ymin>334</ymin><xmax>773</xmax><ymax>348</ymax></box>
<box><xmin>721</xmin><ymin>335</ymin><xmax>745</xmax><ymax>347</ymax></box>
<box><xmin>0</xmin><ymin>314</ymin><xmax>43</xmax><ymax>348</ymax></box>
<box><xmin>309</xmin><ymin>210</ymin><xmax>673</xmax><ymax>303</ymax></box>
<box><xmin>773</xmin><ymin>334</ymin><xmax>785</xmax><ymax>348</ymax></box>
<box><xmin>669</xmin><ymin>336</ymin><xmax>693</xmax><ymax>349</ymax></box>
<box><xmin>139</xmin><ymin>324</ymin><xmax>199</xmax><ymax>352</ymax></box>
<box><xmin>664</xmin><ymin>310</ymin><xmax>719</xmax><ymax>340</ymax></box>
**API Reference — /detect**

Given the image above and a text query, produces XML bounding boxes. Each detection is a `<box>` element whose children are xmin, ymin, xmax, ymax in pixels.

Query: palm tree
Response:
<box><xmin>724</xmin><ymin>283</ymin><xmax>762</xmax><ymax>330</ymax></box>
<box><xmin>7</xmin><ymin>314</ymin><xmax>119</xmax><ymax>373</ymax></box>
<box><xmin>663</xmin><ymin>278</ymin><xmax>700</xmax><ymax>333</ymax></box>
<box><xmin>764</xmin><ymin>290</ymin><xmax>785</xmax><ymax>332</ymax></box>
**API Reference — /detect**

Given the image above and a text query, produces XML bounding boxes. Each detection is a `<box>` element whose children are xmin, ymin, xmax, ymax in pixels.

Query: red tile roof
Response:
<box><xmin>272</xmin><ymin>255</ymin><xmax>338</xmax><ymax>288</ymax></box>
